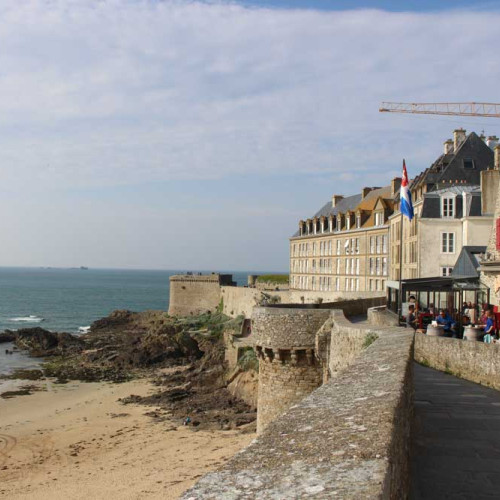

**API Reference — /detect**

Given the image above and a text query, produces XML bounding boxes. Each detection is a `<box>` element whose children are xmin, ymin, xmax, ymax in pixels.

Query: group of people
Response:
<box><xmin>405</xmin><ymin>297</ymin><xmax>497</xmax><ymax>341</ymax></box>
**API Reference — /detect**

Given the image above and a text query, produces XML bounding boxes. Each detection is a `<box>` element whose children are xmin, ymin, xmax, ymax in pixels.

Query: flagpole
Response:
<box><xmin>398</xmin><ymin>207</ymin><xmax>404</xmax><ymax>323</ymax></box>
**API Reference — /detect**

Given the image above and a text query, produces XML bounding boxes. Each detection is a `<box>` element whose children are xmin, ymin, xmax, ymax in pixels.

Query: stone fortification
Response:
<box><xmin>252</xmin><ymin>307</ymin><xmax>330</xmax><ymax>433</ymax></box>
<box><xmin>168</xmin><ymin>273</ymin><xmax>235</xmax><ymax>316</ymax></box>
<box><xmin>182</xmin><ymin>315</ymin><xmax>413</xmax><ymax>500</ymax></box>
<box><xmin>415</xmin><ymin>333</ymin><xmax>500</xmax><ymax>390</ymax></box>
<box><xmin>221</xmin><ymin>285</ymin><xmax>385</xmax><ymax>318</ymax></box>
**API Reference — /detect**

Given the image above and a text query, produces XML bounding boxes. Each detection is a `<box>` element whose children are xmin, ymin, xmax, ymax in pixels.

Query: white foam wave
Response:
<box><xmin>78</xmin><ymin>326</ymin><xmax>91</xmax><ymax>334</ymax></box>
<box><xmin>9</xmin><ymin>315</ymin><xmax>44</xmax><ymax>323</ymax></box>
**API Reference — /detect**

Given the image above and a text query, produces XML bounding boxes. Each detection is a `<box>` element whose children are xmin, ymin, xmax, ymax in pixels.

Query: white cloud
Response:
<box><xmin>0</xmin><ymin>1</ymin><xmax>498</xmax><ymax>191</ymax></box>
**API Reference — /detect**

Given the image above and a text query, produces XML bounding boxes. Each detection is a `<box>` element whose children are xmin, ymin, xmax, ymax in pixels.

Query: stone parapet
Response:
<box><xmin>415</xmin><ymin>333</ymin><xmax>500</xmax><ymax>390</ymax></box>
<box><xmin>367</xmin><ymin>305</ymin><xmax>399</xmax><ymax>327</ymax></box>
<box><xmin>182</xmin><ymin>319</ymin><xmax>414</xmax><ymax>499</ymax></box>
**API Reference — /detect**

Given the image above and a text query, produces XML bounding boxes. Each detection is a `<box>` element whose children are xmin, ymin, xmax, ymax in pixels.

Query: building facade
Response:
<box><xmin>389</xmin><ymin>129</ymin><xmax>499</xmax><ymax>284</ymax></box>
<box><xmin>290</xmin><ymin>182</ymin><xmax>400</xmax><ymax>292</ymax></box>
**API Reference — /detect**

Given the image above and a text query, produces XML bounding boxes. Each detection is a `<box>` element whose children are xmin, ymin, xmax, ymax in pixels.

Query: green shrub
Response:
<box><xmin>238</xmin><ymin>347</ymin><xmax>259</xmax><ymax>372</ymax></box>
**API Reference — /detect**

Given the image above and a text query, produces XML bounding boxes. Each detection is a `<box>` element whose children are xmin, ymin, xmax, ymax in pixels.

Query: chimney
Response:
<box><xmin>480</xmin><ymin>132</ymin><xmax>486</xmax><ymax>142</ymax></box>
<box><xmin>453</xmin><ymin>128</ymin><xmax>466</xmax><ymax>151</ymax></box>
<box><xmin>443</xmin><ymin>139</ymin><xmax>454</xmax><ymax>154</ymax></box>
<box><xmin>495</xmin><ymin>145</ymin><xmax>500</xmax><ymax>169</ymax></box>
<box><xmin>486</xmin><ymin>135</ymin><xmax>499</xmax><ymax>150</ymax></box>
<box><xmin>332</xmin><ymin>195</ymin><xmax>344</xmax><ymax>208</ymax></box>
<box><xmin>361</xmin><ymin>187</ymin><xmax>373</xmax><ymax>199</ymax></box>
<box><xmin>391</xmin><ymin>177</ymin><xmax>402</xmax><ymax>196</ymax></box>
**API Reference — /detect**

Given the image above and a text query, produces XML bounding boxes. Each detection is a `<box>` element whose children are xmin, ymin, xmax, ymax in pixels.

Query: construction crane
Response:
<box><xmin>379</xmin><ymin>102</ymin><xmax>500</xmax><ymax>118</ymax></box>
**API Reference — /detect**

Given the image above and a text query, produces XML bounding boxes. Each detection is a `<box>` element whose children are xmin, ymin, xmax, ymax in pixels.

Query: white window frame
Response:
<box><xmin>441</xmin><ymin>232</ymin><xmax>455</xmax><ymax>254</ymax></box>
<box><xmin>441</xmin><ymin>194</ymin><xmax>456</xmax><ymax>219</ymax></box>
<box><xmin>441</xmin><ymin>266</ymin><xmax>453</xmax><ymax>277</ymax></box>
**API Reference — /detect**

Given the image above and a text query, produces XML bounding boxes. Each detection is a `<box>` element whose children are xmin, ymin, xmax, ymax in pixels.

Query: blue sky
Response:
<box><xmin>0</xmin><ymin>0</ymin><xmax>499</xmax><ymax>271</ymax></box>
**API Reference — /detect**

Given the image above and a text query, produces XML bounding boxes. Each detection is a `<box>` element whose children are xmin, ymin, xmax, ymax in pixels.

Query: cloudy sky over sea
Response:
<box><xmin>1</xmin><ymin>0</ymin><xmax>499</xmax><ymax>271</ymax></box>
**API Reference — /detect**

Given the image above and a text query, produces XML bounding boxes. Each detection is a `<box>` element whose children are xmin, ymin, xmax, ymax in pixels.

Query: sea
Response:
<box><xmin>0</xmin><ymin>267</ymin><xmax>256</xmax><ymax>377</ymax></box>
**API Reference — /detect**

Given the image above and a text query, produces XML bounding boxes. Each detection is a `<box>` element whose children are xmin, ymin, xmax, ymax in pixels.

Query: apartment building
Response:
<box><xmin>290</xmin><ymin>181</ymin><xmax>400</xmax><ymax>292</ymax></box>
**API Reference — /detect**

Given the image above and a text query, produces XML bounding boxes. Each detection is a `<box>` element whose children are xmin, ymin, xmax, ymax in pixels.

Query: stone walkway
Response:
<box><xmin>411</xmin><ymin>362</ymin><xmax>500</xmax><ymax>499</ymax></box>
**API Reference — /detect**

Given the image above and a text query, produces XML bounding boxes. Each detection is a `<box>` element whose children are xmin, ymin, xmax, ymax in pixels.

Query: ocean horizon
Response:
<box><xmin>0</xmin><ymin>266</ymin><xmax>283</xmax><ymax>334</ymax></box>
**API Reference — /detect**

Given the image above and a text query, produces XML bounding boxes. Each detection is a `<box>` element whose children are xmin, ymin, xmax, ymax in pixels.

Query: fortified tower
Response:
<box><xmin>252</xmin><ymin>306</ymin><xmax>330</xmax><ymax>433</ymax></box>
<box><xmin>168</xmin><ymin>273</ymin><xmax>235</xmax><ymax>316</ymax></box>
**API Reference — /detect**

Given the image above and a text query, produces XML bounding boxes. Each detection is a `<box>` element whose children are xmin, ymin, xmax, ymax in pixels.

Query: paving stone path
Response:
<box><xmin>411</xmin><ymin>362</ymin><xmax>500</xmax><ymax>499</ymax></box>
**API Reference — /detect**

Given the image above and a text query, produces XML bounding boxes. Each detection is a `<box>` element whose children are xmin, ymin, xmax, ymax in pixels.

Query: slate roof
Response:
<box><xmin>420</xmin><ymin>185</ymin><xmax>482</xmax><ymax>218</ymax></box>
<box><xmin>292</xmin><ymin>186</ymin><xmax>396</xmax><ymax>237</ymax></box>
<box><xmin>410</xmin><ymin>132</ymin><xmax>494</xmax><ymax>193</ymax></box>
<box><xmin>452</xmin><ymin>246</ymin><xmax>486</xmax><ymax>278</ymax></box>
<box><xmin>312</xmin><ymin>194</ymin><xmax>362</xmax><ymax>219</ymax></box>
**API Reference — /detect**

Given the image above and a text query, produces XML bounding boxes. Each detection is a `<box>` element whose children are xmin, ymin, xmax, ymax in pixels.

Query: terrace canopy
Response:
<box><xmin>386</xmin><ymin>276</ymin><xmax>489</xmax><ymax>317</ymax></box>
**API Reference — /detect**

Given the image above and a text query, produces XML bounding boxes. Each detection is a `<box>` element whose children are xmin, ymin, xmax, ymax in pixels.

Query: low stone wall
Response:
<box><xmin>414</xmin><ymin>333</ymin><xmax>500</xmax><ymax>390</ymax></box>
<box><xmin>368</xmin><ymin>305</ymin><xmax>399</xmax><ymax>327</ymax></box>
<box><xmin>182</xmin><ymin>319</ymin><xmax>414</xmax><ymax>499</ymax></box>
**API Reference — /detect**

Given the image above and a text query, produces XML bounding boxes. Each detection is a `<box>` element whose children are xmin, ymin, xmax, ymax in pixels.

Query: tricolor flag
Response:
<box><xmin>400</xmin><ymin>159</ymin><xmax>414</xmax><ymax>221</ymax></box>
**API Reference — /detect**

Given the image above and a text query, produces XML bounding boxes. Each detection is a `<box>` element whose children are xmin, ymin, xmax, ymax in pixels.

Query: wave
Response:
<box><xmin>9</xmin><ymin>315</ymin><xmax>44</xmax><ymax>323</ymax></box>
<box><xmin>78</xmin><ymin>326</ymin><xmax>91</xmax><ymax>334</ymax></box>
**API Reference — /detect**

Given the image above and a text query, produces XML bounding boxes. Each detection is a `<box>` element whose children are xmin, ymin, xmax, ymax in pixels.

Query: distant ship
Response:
<box><xmin>80</xmin><ymin>266</ymin><xmax>89</xmax><ymax>270</ymax></box>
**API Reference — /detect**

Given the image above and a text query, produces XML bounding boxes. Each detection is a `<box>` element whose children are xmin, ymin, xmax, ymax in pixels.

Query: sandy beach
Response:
<box><xmin>0</xmin><ymin>377</ymin><xmax>255</xmax><ymax>499</ymax></box>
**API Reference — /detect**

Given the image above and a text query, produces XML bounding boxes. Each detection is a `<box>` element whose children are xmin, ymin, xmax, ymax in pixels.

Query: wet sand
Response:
<box><xmin>0</xmin><ymin>378</ymin><xmax>255</xmax><ymax>499</ymax></box>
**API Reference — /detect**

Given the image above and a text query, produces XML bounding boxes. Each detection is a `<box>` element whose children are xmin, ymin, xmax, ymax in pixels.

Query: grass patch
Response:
<box><xmin>256</xmin><ymin>274</ymin><xmax>289</xmax><ymax>285</ymax></box>
<box><xmin>363</xmin><ymin>333</ymin><xmax>378</xmax><ymax>348</ymax></box>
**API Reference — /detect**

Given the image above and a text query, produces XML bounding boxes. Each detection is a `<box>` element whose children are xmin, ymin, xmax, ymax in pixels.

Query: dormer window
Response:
<box><xmin>374</xmin><ymin>212</ymin><xmax>384</xmax><ymax>226</ymax></box>
<box><xmin>441</xmin><ymin>196</ymin><xmax>455</xmax><ymax>218</ymax></box>
<box><xmin>356</xmin><ymin>214</ymin><xmax>361</xmax><ymax>228</ymax></box>
<box><xmin>336</xmin><ymin>215</ymin><xmax>342</xmax><ymax>231</ymax></box>
<box><xmin>346</xmin><ymin>216</ymin><xmax>351</xmax><ymax>230</ymax></box>
<box><xmin>463</xmin><ymin>158</ymin><xmax>475</xmax><ymax>169</ymax></box>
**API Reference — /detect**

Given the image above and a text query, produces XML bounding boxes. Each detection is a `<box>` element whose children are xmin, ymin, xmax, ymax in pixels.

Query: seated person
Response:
<box><xmin>483</xmin><ymin>310</ymin><xmax>496</xmax><ymax>343</ymax></box>
<box><xmin>406</xmin><ymin>304</ymin><xmax>418</xmax><ymax>331</ymax></box>
<box><xmin>480</xmin><ymin>305</ymin><xmax>492</xmax><ymax>326</ymax></box>
<box><xmin>436</xmin><ymin>309</ymin><xmax>457</xmax><ymax>337</ymax></box>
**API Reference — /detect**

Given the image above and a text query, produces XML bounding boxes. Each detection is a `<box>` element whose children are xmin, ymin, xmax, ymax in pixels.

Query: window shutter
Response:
<box><xmin>496</xmin><ymin>218</ymin><xmax>500</xmax><ymax>250</ymax></box>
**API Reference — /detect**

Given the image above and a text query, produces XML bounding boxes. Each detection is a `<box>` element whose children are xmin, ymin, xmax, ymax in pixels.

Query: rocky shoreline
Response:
<box><xmin>0</xmin><ymin>310</ymin><xmax>258</xmax><ymax>431</ymax></box>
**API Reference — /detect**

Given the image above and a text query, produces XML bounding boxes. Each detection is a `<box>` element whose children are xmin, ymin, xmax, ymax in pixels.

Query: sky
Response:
<box><xmin>0</xmin><ymin>0</ymin><xmax>499</xmax><ymax>272</ymax></box>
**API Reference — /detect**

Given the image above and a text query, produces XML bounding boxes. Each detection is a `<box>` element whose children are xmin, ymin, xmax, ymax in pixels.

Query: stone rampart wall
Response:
<box><xmin>182</xmin><ymin>318</ymin><xmax>414</xmax><ymax>499</ymax></box>
<box><xmin>414</xmin><ymin>333</ymin><xmax>500</xmax><ymax>390</ymax></box>
<box><xmin>328</xmin><ymin>310</ymin><xmax>375</xmax><ymax>379</ymax></box>
<box><xmin>169</xmin><ymin>276</ymin><xmax>223</xmax><ymax>316</ymax></box>
<box><xmin>368</xmin><ymin>305</ymin><xmax>400</xmax><ymax>327</ymax></box>
<box><xmin>221</xmin><ymin>286</ymin><xmax>385</xmax><ymax>318</ymax></box>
